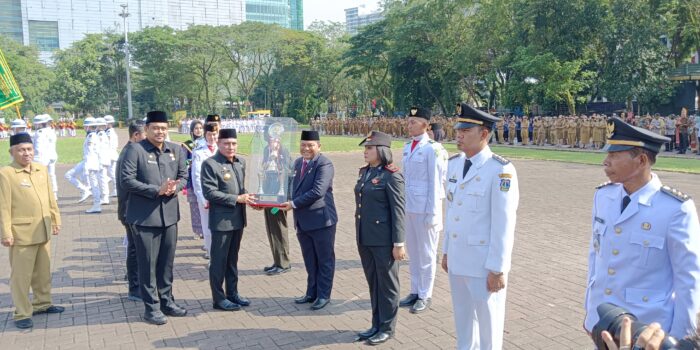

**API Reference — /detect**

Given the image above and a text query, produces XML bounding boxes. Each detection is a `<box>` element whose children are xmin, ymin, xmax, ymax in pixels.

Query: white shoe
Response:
<box><xmin>78</xmin><ymin>191</ymin><xmax>91</xmax><ymax>203</ymax></box>
<box><xmin>101</xmin><ymin>198</ymin><xmax>110</xmax><ymax>205</ymax></box>
<box><xmin>86</xmin><ymin>205</ymin><xmax>102</xmax><ymax>214</ymax></box>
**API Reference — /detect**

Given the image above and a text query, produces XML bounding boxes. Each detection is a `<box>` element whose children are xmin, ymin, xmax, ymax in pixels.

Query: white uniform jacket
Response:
<box><xmin>442</xmin><ymin>146</ymin><xmax>519</xmax><ymax>277</ymax></box>
<box><xmin>33</xmin><ymin>128</ymin><xmax>49</xmax><ymax>165</ymax></box>
<box><xmin>97</xmin><ymin>130</ymin><xmax>111</xmax><ymax>167</ymax></box>
<box><xmin>105</xmin><ymin>128</ymin><xmax>119</xmax><ymax>162</ymax></box>
<box><xmin>401</xmin><ymin>133</ymin><xmax>448</xmax><ymax>218</ymax></box>
<box><xmin>83</xmin><ymin>132</ymin><xmax>101</xmax><ymax>171</ymax></box>
<box><xmin>192</xmin><ymin>143</ymin><xmax>218</xmax><ymax>205</ymax></box>
<box><xmin>584</xmin><ymin>174</ymin><xmax>700</xmax><ymax>339</ymax></box>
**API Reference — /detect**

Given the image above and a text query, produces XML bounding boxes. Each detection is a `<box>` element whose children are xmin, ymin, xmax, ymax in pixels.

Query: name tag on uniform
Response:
<box><xmin>594</xmin><ymin>216</ymin><xmax>605</xmax><ymax>224</ymax></box>
<box><xmin>449</xmin><ymin>178</ymin><xmax>457</xmax><ymax>183</ymax></box>
<box><xmin>147</xmin><ymin>160</ymin><xmax>157</xmax><ymax>164</ymax></box>
<box><xmin>20</xmin><ymin>179</ymin><xmax>31</xmax><ymax>188</ymax></box>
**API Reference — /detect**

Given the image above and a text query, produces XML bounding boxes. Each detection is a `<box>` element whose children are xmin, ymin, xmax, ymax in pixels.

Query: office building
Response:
<box><xmin>344</xmin><ymin>4</ymin><xmax>383</xmax><ymax>35</ymax></box>
<box><xmin>244</xmin><ymin>0</ymin><xmax>303</xmax><ymax>30</ymax></box>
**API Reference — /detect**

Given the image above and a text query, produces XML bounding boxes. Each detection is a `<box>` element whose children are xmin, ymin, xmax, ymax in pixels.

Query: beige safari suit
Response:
<box><xmin>0</xmin><ymin>161</ymin><xmax>61</xmax><ymax>320</ymax></box>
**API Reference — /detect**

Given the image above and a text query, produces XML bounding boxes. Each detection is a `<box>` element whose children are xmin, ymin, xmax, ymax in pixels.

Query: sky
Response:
<box><xmin>303</xmin><ymin>0</ymin><xmax>381</xmax><ymax>28</ymax></box>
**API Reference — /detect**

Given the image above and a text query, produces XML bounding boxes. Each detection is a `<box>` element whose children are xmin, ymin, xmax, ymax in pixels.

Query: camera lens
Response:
<box><xmin>591</xmin><ymin>303</ymin><xmax>680</xmax><ymax>350</ymax></box>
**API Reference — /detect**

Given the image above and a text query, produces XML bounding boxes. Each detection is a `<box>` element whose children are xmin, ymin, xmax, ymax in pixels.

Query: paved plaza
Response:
<box><xmin>1</xmin><ymin>141</ymin><xmax>699</xmax><ymax>349</ymax></box>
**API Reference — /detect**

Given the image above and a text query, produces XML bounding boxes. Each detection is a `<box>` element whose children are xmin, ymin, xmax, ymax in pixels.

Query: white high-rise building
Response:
<box><xmin>344</xmin><ymin>4</ymin><xmax>383</xmax><ymax>35</ymax></box>
<box><xmin>0</xmin><ymin>0</ymin><xmax>246</xmax><ymax>61</ymax></box>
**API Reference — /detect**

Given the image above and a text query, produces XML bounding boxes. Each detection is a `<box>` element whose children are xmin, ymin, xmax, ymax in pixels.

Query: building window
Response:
<box><xmin>0</xmin><ymin>0</ymin><xmax>23</xmax><ymax>43</ymax></box>
<box><xmin>29</xmin><ymin>20</ymin><xmax>59</xmax><ymax>51</ymax></box>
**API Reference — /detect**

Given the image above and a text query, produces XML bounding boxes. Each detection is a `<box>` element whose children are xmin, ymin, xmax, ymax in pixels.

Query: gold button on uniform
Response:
<box><xmin>612</xmin><ymin>249</ymin><xmax>619</xmax><ymax>256</ymax></box>
<box><xmin>605</xmin><ymin>288</ymin><xmax>612</xmax><ymax>295</ymax></box>
<box><xmin>642</xmin><ymin>296</ymin><xmax>649</xmax><ymax>302</ymax></box>
<box><xmin>608</xmin><ymin>268</ymin><xmax>615</xmax><ymax>275</ymax></box>
<box><xmin>614</xmin><ymin>227</ymin><xmax>622</xmax><ymax>234</ymax></box>
<box><xmin>375</xmin><ymin>220</ymin><xmax>379</xmax><ymax>224</ymax></box>
<box><xmin>460</xmin><ymin>185</ymin><xmax>465</xmax><ymax>189</ymax></box>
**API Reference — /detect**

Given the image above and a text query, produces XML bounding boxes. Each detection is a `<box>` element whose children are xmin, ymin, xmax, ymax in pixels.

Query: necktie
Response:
<box><xmin>411</xmin><ymin>140</ymin><xmax>419</xmax><ymax>152</ymax></box>
<box><xmin>300</xmin><ymin>160</ymin><xmax>308</xmax><ymax>178</ymax></box>
<box><xmin>463</xmin><ymin>159</ymin><xmax>472</xmax><ymax>178</ymax></box>
<box><xmin>621</xmin><ymin>195</ymin><xmax>631</xmax><ymax>213</ymax></box>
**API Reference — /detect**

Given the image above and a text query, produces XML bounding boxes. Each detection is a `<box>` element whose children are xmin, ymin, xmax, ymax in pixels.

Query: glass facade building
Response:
<box><xmin>288</xmin><ymin>0</ymin><xmax>303</xmax><ymax>31</ymax></box>
<box><xmin>245</xmin><ymin>0</ymin><xmax>303</xmax><ymax>30</ymax></box>
<box><xmin>345</xmin><ymin>5</ymin><xmax>384</xmax><ymax>35</ymax></box>
<box><xmin>0</xmin><ymin>0</ymin><xmax>23</xmax><ymax>42</ymax></box>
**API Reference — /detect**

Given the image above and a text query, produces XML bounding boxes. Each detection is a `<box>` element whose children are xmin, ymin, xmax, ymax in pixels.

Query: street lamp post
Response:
<box><xmin>119</xmin><ymin>4</ymin><xmax>134</xmax><ymax>121</ymax></box>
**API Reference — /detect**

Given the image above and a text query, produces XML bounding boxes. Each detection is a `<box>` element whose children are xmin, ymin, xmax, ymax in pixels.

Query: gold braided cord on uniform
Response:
<box><xmin>606</xmin><ymin>139</ymin><xmax>645</xmax><ymax>147</ymax></box>
<box><xmin>457</xmin><ymin>118</ymin><xmax>484</xmax><ymax>125</ymax></box>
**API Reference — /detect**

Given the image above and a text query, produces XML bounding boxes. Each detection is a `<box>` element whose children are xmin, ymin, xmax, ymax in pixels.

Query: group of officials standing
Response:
<box><xmin>1</xmin><ymin>103</ymin><xmax>699</xmax><ymax>349</ymax></box>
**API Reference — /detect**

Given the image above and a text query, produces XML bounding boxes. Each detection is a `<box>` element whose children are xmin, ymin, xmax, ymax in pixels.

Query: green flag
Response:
<box><xmin>0</xmin><ymin>47</ymin><xmax>24</xmax><ymax>111</ymax></box>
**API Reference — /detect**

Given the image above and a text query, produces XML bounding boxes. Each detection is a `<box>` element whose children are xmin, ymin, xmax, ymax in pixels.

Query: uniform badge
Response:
<box><xmin>498</xmin><ymin>173</ymin><xmax>512</xmax><ymax>179</ymax></box>
<box><xmin>642</xmin><ymin>222</ymin><xmax>651</xmax><ymax>230</ymax></box>
<box><xmin>371</xmin><ymin>178</ymin><xmax>380</xmax><ymax>185</ymax></box>
<box><xmin>170</xmin><ymin>154</ymin><xmax>175</xmax><ymax>161</ymax></box>
<box><xmin>224</xmin><ymin>173</ymin><xmax>231</xmax><ymax>180</ymax></box>
<box><xmin>20</xmin><ymin>179</ymin><xmax>31</xmax><ymax>188</ymax></box>
<box><xmin>149</xmin><ymin>154</ymin><xmax>154</xmax><ymax>159</ymax></box>
<box><xmin>593</xmin><ymin>236</ymin><xmax>600</xmax><ymax>254</ymax></box>
<box><xmin>499</xmin><ymin>179</ymin><xmax>511</xmax><ymax>192</ymax></box>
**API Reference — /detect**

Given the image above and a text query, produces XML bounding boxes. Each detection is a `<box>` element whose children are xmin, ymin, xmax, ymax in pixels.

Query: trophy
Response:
<box><xmin>249</xmin><ymin>118</ymin><xmax>297</xmax><ymax>208</ymax></box>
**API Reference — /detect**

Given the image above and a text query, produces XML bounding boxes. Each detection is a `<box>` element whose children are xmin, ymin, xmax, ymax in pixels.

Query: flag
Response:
<box><xmin>0</xmin><ymin>47</ymin><xmax>24</xmax><ymax>111</ymax></box>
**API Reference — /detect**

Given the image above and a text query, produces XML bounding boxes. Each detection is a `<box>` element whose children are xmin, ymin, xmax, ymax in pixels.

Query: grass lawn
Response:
<box><xmin>1</xmin><ymin>130</ymin><xmax>699</xmax><ymax>174</ymax></box>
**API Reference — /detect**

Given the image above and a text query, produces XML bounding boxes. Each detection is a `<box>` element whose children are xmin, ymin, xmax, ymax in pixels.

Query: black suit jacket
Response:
<box><xmin>121</xmin><ymin>139</ymin><xmax>187</xmax><ymax>227</ymax></box>
<box><xmin>115</xmin><ymin>141</ymin><xmax>134</xmax><ymax>225</ymax></box>
<box><xmin>291</xmin><ymin>153</ymin><xmax>337</xmax><ymax>232</ymax></box>
<box><xmin>200</xmin><ymin>152</ymin><xmax>247</xmax><ymax>232</ymax></box>
<box><xmin>354</xmin><ymin>165</ymin><xmax>406</xmax><ymax>246</ymax></box>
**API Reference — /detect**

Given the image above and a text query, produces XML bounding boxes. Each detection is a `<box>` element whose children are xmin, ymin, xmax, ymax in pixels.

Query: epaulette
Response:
<box><xmin>660</xmin><ymin>185</ymin><xmax>691</xmax><ymax>202</ymax></box>
<box><xmin>358</xmin><ymin>164</ymin><xmax>369</xmax><ymax>175</ymax></box>
<box><xmin>448</xmin><ymin>153</ymin><xmax>461</xmax><ymax>160</ymax></box>
<box><xmin>428</xmin><ymin>139</ymin><xmax>436</xmax><ymax>144</ymax></box>
<box><xmin>595</xmin><ymin>181</ymin><xmax>613</xmax><ymax>189</ymax></box>
<box><xmin>492</xmin><ymin>154</ymin><xmax>510</xmax><ymax>165</ymax></box>
<box><xmin>182</xmin><ymin>140</ymin><xmax>194</xmax><ymax>152</ymax></box>
<box><xmin>384</xmin><ymin>164</ymin><xmax>399</xmax><ymax>173</ymax></box>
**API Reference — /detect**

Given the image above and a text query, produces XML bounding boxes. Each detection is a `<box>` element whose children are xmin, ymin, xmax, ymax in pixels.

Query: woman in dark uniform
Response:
<box><xmin>182</xmin><ymin>120</ymin><xmax>204</xmax><ymax>239</ymax></box>
<box><xmin>354</xmin><ymin>130</ymin><xmax>406</xmax><ymax>345</ymax></box>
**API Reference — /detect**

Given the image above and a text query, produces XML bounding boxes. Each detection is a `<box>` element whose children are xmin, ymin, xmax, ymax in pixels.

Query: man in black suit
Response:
<box><xmin>200</xmin><ymin>128</ymin><xmax>256</xmax><ymax>311</ymax></box>
<box><xmin>120</xmin><ymin>111</ymin><xmax>188</xmax><ymax>325</ymax></box>
<box><xmin>281</xmin><ymin>130</ymin><xmax>337</xmax><ymax>310</ymax></box>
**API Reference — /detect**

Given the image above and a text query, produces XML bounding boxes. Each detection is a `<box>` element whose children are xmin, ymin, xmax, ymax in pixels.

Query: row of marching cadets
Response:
<box><xmin>64</xmin><ymin>116</ymin><xmax>119</xmax><ymax>213</ymax></box>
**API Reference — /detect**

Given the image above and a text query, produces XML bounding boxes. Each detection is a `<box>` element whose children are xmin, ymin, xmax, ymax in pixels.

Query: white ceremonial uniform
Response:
<box><xmin>97</xmin><ymin>130</ymin><xmax>111</xmax><ymax>203</ymax></box>
<box><xmin>84</xmin><ymin>131</ymin><xmax>102</xmax><ymax>211</ymax></box>
<box><xmin>584</xmin><ymin>174</ymin><xmax>700</xmax><ymax>339</ymax></box>
<box><xmin>192</xmin><ymin>143</ymin><xmax>217</xmax><ymax>255</ymax></box>
<box><xmin>33</xmin><ymin>125</ymin><xmax>58</xmax><ymax>197</ymax></box>
<box><xmin>105</xmin><ymin>127</ymin><xmax>119</xmax><ymax>196</ymax></box>
<box><xmin>65</xmin><ymin>161</ymin><xmax>89</xmax><ymax>195</ymax></box>
<box><xmin>402</xmin><ymin>132</ymin><xmax>448</xmax><ymax>299</ymax></box>
<box><xmin>443</xmin><ymin>146</ymin><xmax>519</xmax><ymax>350</ymax></box>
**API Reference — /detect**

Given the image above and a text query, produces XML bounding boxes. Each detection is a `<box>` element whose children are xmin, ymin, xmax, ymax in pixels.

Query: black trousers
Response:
<box><xmin>210</xmin><ymin>229</ymin><xmax>243</xmax><ymax>303</ymax></box>
<box><xmin>297</xmin><ymin>225</ymin><xmax>336</xmax><ymax>299</ymax></box>
<box><xmin>132</xmin><ymin>224</ymin><xmax>178</xmax><ymax>314</ymax></box>
<box><xmin>666</xmin><ymin>134</ymin><xmax>675</xmax><ymax>151</ymax></box>
<box><xmin>679</xmin><ymin>132</ymin><xmax>689</xmax><ymax>153</ymax></box>
<box><xmin>358</xmin><ymin>244</ymin><xmax>399</xmax><ymax>334</ymax></box>
<box><xmin>264</xmin><ymin>208</ymin><xmax>290</xmax><ymax>269</ymax></box>
<box><xmin>124</xmin><ymin>223</ymin><xmax>140</xmax><ymax>297</ymax></box>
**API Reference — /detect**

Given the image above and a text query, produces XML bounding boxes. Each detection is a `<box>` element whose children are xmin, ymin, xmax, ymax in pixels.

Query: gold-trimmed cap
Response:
<box><xmin>454</xmin><ymin>102</ymin><xmax>500</xmax><ymax>129</ymax></box>
<box><xmin>603</xmin><ymin>117</ymin><xmax>670</xmax><ymax>154</ymax></box>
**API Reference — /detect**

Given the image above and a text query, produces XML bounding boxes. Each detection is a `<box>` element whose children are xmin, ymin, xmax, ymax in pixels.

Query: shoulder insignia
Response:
<box><xmin>384</xmin><ymin>164</ymin><xmax>399</xmax><ymax>173</ymax></box>
<box><xmin>492</xmin><ymin>154</ymin><xmax>510</xmax><ymax>165</ymax></box>
<box><xmin>428</xmin><ymin>139</ymin><xmax>435</xmax><ymax>144</ymax></box>
<box><xmin>448</xmin><ymin>153</ymin><xmax>461</xmax><ymax>160</ymax></box>
<box><xmin>660</xmin><ymin>185</ymin><xmax>691</xmax><ymax>202</ymax></box>
<box><xmin>595</xmin><ymin>181</ymin><xmax>613</xmax><ymax>189</ymax></box>
<box><xmin>358</xmin><ymin>165</ymin><xmax>368</xmax><ymax>175</ymax></box>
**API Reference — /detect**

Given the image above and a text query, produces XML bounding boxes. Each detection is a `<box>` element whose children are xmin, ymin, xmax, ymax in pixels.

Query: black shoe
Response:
<box><xmin>213</xmin><ymin>299</ymin><xmax>241</xmax><ymax>311</ymax></box>
<box><xmin>266</xmin><ymin>266</ymin><xmax>291</xmax><ymax>275</ymax></box>
<box><xmin>399</xmin><ymin>293</ymin><xmax>419</xmax><ymax>307</ymax></box>
<box><xmin>410</xmin><ymin>298</ymin><xmax>431</xmax><ymax>314</ymax></box>
<box><xmin>294</xmin><ymin>295</ymin><xmax>315</xmax><ymax>304</ymax></box>
<box><xmin>354</xmin><ymin>327</ymin><xmax>378</xmax><ymax>341</ymax></box>
<box><xmin>367</xmin><ymin>332</ymin><xmax>392</xmax><ymax>345</ymax></box>
<box><xmin>228</xmin><ymin>294</ymin><xmax>250</xmax><ymax>307</ymax></box>
<box><xmin>33</xmin><ymin>305</ymin><xmax>65</xmax><ymax>315</ymax></box>
<box><xmin>144</xmin><ymin>311</ymin><xmax>168</xmax><ymax>325</ymax></box>
<box><xmin>15</xmin><ymin>318</ymin><xmax>33</xmax><ymax>329</ymax></box>
<box><xmin>263</xmin><ymin>265</ymin><xmax>277</xmax><ymax>272</ymax></box>
<box><xmin>161</xmin><ymin>304</ymin><xmax>187</xmax><ymax>317</ymax></box>
<box><xmin>311</xmin><ymin>298</ymin><xmax>330</xmax><ymax>310</ymax></box>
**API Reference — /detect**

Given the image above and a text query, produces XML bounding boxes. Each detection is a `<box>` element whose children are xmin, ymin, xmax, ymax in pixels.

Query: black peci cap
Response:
<box><xmin>204</xmin><ymin>124</ymin><xmax>218</xmax><ymax>133</ymax></box>
<box><xmin>301</xmin><ymin>130</ymin><xmax>320</xmax><ymax>141</ymax></box>
<box><xmin>206</xmin><ymin>114</ymin><xmax>220</xmax><ymax>123</ymax></box>
<box><xmin>218</xmin><ymin>128</ymin><xmax>237</xmax><ymax>139</ymax></box>
<box><xmin>407</xmin><ymin>106</ymin><xmax>431</xmax><ymax>121</ymax></box>
<box><xmin>10</xmin><ymin>133</ymin><xmax>32</xmax><ymax>146</ymax></box>
<box><xmin>146</xmin><ymin>111</ymin><xmax>168</xmax><ymax>124</ymax></box>
<box><xmin>604</xmin><ymin>117</ymin><xmax>669</xmax><ymax>154</ymax></box>
<box><xmin>454</xmin><ymin>102</ymin><xmax>500</xmax><ymax>129</ymax></box>
<box><xmin>359</xmin><ymin>130</ymin><xmax>392</xmax><ymax>147</ymax></box>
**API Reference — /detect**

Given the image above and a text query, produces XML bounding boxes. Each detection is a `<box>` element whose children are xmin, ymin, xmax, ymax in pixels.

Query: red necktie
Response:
<box><xmin>300</xmin><ymin>160</ymin><xmax>308</xmax><ymax>178</ymax></box>
<box><xmin>411</xmin><ymin>140</ymin><xmax>419</xmax><ymax>152</ymax></box>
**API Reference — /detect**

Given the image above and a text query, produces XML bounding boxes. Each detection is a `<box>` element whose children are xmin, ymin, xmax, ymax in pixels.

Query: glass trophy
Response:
<box><xmin>248</xmin><ymin>117</ymin><xmax>298</xmax><ymax>208</ymax></box>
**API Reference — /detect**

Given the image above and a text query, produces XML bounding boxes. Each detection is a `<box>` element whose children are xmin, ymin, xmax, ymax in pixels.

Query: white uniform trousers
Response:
<box><xmin>47</xmin><ymin>159</ymin><xmax>57</xmax><ymax>197</ymax></box>
<box><xmin>87</xmin><ymin>170</ymin><xmax>102</xmax><ymax>206</ymax></box>
<box><xmin>405</xmin><ymin>213</ymin><xmax>440</xmax><ymax>299</ymax></box>
<box><xmin>197</xmin><ymin>202</ymin><xmax>212</xmax><ymax>255</ymax></box>
<box><xmin>449</xmin><ymin>274</ymin><xmax>507</xmax><ymax>350</ymax></box>
<box><xmin>109</xmin><ymin>160</ymin><xmax>117</xmax><ymax>195</ymax></box>
<box><xmin>65</xmin><ymin>162</ymin><xmax>89</xmax><ymax>193</ymax></box>
<box><xmin>99</xmin><ymin>165</ymin><xmax>110</xmax><ymax>202</ymax></box>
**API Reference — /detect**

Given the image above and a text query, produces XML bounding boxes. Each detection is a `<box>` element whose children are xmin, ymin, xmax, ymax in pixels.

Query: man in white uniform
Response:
<box><xmin>442</xmin><ymin>103</ymin><xmax>519</xmax><ymax>350</ymax></box>
<box><xmin>104</xmin><ymin>115</ymin><xmax>119</xmax><ymax>197</ymax></box>
<box><xmin>10</xmin><ymin>119</ymin><xmax>28</xmax><ymax>135</ymax></box>
<box><xmin>192</xmin><ymin>124</ymin><xmax>218</xmax><ymax>259</ymax></box>
<box><xmin>94</xmin><ymin>117</ymin><xmax>111</xmax><ymax>205</ymax></box>
<box><xmin>399</xmin><ymin>106</ymin><xmax>448</xmax><ymax>313</ymax></box>
<box><xmin>83</xmin><ymin>117</ymin><xmax>103</xmax><ymax>213</ymax></box>
<box><xmin>32</xmin><ymin>115</ymin><xmax>58</xmax><ymax>199</ymax></box>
